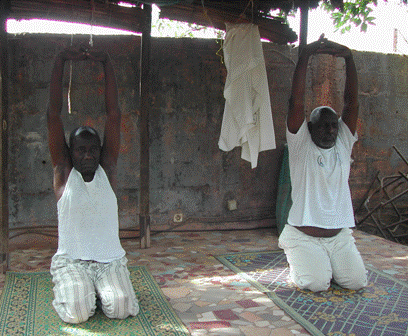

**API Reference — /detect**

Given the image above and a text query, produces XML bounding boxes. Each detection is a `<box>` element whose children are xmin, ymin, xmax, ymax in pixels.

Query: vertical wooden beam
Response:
<box><xmin>139</xmin><ymin>4</ymin><xmax>152</xmax><ymax>249</ymax></box>
<box><xmin>0</xmin><ymin>1</ymin><xmax>9</xmax><ymax>273</ymax></box>
<box><xmin>299</xmin><ymin>4</ymin><xmax>309</xmax><ymax>56</ymax></box>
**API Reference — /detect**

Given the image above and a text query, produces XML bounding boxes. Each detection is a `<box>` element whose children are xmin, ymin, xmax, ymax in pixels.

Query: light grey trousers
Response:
<box><xmin>50</xmin><ymin>255</ymin><xmax>139</xmax><ymax>324</ymax></box>
<box><xmin>279</xmin><ymin>225</ymin><xmax>368</xmax><ymax>292</ymax></box>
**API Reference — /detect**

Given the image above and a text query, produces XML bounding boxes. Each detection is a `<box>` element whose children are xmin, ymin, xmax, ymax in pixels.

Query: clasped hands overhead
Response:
<box><xmin>59</xmin><ymin>45</ymin><xmax>109</xmax><ymax>63</ymax></box>
<box><xmin>303</xmin><ymin>34</ymin><xmax>352</xmax><ymax>59</ymax></box>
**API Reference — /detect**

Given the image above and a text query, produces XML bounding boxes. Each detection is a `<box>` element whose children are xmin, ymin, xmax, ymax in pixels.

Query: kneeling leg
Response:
<box><xmin>279</xmin><ymin>225</ymin><xmax>332</xmax><ymax>292</ymax></box>
<box><xmin>330</xmin><ymin>229</ymin><xmax>367</xmax><ymax>290</ymax></box>
<box><xmin>50</xmin><ymin>257</ymin><xmax>96</xmax><ymax>324</ymax></box>
<box><xmin>96</xmin><ymin>257</ymin><xmax>139</xmax><ymax>319</ymax></box>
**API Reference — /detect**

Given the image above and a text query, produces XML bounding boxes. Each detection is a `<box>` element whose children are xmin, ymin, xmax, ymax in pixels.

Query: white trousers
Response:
<box><xmin>50</xmin><ymin>255</ymin><xmax>139</xmax><ymax>324</ymax></box>
<box><xmin>278</xmin><ymin>225</ymin><xmax>367</xmax><ymax>292</ymax></box>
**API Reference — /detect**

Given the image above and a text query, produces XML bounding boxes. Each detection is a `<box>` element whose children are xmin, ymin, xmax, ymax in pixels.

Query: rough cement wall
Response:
<box><xmin>351</xmin><ymin>52</ymin><xmax>408</xmax><ymax>202</ymax></box>
<box><xmin>8</xmin><ymin>35</ymin><xmax>290</xmax><ymax>231</ymax></box>
<box><xmin>7</xmin><ymin>35</ymin><xmax>408</xmax><ymax>231</ymax></box>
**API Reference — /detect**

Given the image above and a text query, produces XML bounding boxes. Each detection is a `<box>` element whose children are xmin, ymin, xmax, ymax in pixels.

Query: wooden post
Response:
<box><xmin>139</xmin><ymin>4</ymin><xmax>152</xmax><ymax>249</ymax></box>
<box><xmin>299</xmin><ymin>4</ymin><xmax>309</xmax><ymax>56</ymax></box>
<box><xmin>0</xmin><ymin>1</ymin><xmax>9</xmax><ymax>273</ymax></box>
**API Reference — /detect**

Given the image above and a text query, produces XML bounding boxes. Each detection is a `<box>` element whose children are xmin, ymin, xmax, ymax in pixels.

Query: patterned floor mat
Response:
<box><xmin>0</xmin><ymin>266</ymin><xmax>189</xmax><ymax>336</ymax></box>
<box><xmin>216</xmin><ymin>250</ymin><xmax>408</xmax><ymax>336</ymax></box>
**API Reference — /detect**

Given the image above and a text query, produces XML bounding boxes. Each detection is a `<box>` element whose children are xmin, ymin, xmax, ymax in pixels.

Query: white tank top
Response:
<box><xmin>55</xmin><ymin>165</ymin><xmax>125</xmax><ymax>262</ymax></box>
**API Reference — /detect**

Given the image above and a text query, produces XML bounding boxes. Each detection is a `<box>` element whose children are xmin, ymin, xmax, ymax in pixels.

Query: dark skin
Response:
<box><xmin>47</xmin><ymin>46</ymin><xmax>121</xmax><ymax>201</ymax></box>
<box><xmin>309</xmin><ymin>110</ymin><xmax>339</xmax><ymax>149</ymax></box>
<box><xmin>70</xmin><ymin>134</ymin><xmax>101</xmax><ymax>181</ymax></box>
<box><xmin>288</xmin><ymin>37</ymin><xmax>359</xmax><ymax>238</ymax></box>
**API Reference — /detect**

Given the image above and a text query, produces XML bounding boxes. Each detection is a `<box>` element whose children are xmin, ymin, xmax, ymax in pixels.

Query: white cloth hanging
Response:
<box><xmin>218</xmin><ymin>23</ymin><xmax>276</xmax><ymax>169</ymax></box>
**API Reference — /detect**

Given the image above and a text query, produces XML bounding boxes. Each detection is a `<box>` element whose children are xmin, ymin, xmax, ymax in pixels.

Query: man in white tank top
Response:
<box><xmin>47</xmin><ymin>46</ymin><xmax>139</xmax><ymax>323</ymax></box>
<box><xmin>278</xmin><ymin>37</ymin><xmax>367</xmax><ymax>292</ymax></box>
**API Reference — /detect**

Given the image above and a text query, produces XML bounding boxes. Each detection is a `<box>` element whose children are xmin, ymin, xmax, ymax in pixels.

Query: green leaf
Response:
<box><xmin>321</xmin><ymin>0</ymin><xmax>393</xmax><ymax>34</ymax></box>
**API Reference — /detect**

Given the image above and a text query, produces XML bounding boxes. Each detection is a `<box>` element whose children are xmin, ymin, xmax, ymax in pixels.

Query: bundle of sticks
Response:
<box><xmin>355</xmin><ymin>146</ymin><xmax>408</xmax><ymax>245</ymax></box>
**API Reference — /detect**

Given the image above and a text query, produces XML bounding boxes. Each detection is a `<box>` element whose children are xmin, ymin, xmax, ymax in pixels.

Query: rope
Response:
<box><xmin>216</xmin><ymin>39</ymin><xmax>224</xmax><ymax>64</ymax></box>
<box><xmin>200</xmin><ymin>0</ymin><xmax>215</xmax><ymax>29</ymax></box>
<box><xmin>200</xmin><ymin>0</ymin><xmax>224</xmax><ymax>64</ymax></box>
<box><xmin>89</xmin><ymin>0</ymin><xmax>95</xmax><ymax>47</ymax></box>
<box><xmin>236</xmin><ymin>0</ymin><xmax>254</xmax><ymax>23</ymax></box>
<box><xmin>67</xmin><ymin>34</ymin><xmax>74</xmax><ymax>114</ymax></box>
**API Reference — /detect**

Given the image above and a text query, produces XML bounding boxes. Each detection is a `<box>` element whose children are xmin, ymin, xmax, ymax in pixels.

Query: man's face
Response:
<box><xmin>71</xmin><ymin>135</ymin><xmax>101</xmax><ymax>178</ymax></box>
<box><xmin>309</xmin><ymin>112</ymin><xmax>339</xmax><ymax>149</ymax></box>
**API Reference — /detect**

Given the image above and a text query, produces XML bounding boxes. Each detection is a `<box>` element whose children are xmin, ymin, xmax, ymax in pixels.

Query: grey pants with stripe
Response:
<box><xmin>50</xmin><ymin>255</ymin><xmax>139</xmax><ymax>324</ymax></box>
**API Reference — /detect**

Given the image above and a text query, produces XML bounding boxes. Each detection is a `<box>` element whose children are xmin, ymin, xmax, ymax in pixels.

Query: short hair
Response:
<box><xmin>310</xmin><ymin>106</ymin><xmax>337</xmax><ymax>125</ymax></box>
<box><xmin>69</xmin><ymin>126</ymin><xmax>101</xmax><ymax>149</ymax></box>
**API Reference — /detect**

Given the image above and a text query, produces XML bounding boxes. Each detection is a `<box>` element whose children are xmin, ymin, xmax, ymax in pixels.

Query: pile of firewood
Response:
<box><xmin>355</xmin><ymin>146</ymin><xmax>408</xmax><ymax>245</ymax></box>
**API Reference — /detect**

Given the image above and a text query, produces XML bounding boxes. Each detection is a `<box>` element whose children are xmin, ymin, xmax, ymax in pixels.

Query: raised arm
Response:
<box><xmin>47</xmin><ymin>48</ymin><xmax>86</xmax><ymax>198</ymax></box>
<box><xmin>288</xmin><ymin>38</ymin><xmax>328</xmax><ymax>134</ymax></box>
<box><xmin>287</xmin><ymin>48</ymin><xmax>312</xmax><ymax>134</ymax></box>
<box><xmin>306</xmin><ymin>40</ymin><xmax>359</xmax><ymax>134</ymax></box>
<box><xmin>288</xmin><ymin>38</ymin><xmax>359</xmax><ymax>135</ymax></box>
<box><xmin>86</xmin><ymin>50</ymin><xmax>121</xmax><ymax>184</ymax></box>
<box><xmin>340</xmin><ymin>51</ymin><xmax>359</xmax><ymax>134</ymax></box>
<box><xmin>48</xmin><ymin>53</ymin><xmax>68</xmax><ymax>168</ymax></box>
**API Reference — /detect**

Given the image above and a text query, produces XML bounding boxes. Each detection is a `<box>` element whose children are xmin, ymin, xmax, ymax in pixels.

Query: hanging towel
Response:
<box><xmin>218</xmin><ymin>23</ymin><xmax>276</xmax><ymax>168</ymax></box>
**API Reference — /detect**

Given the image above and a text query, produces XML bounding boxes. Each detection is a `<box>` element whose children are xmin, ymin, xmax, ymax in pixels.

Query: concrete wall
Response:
<box><xmin>7</xmin><ymin>34</ymin><xmax>408</xmax><ymax>231</ymax></box>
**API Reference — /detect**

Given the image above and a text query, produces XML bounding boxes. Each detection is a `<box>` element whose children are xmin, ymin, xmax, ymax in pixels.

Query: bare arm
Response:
<box><xmin>287</xmin><ymin>48</ymin><xmax>312</xmax><ymax>134</ymax></box>
<box><xmin>86</xmin><ymin>51</ymin><xmax>121</xmax><ymax>187</ymax></box>
<box><xmin>47</xmin><ymin>48</ymin><xmax>86</xmax><ymax>199</ymax></box>
<box><xmin>288</xmin><ymin>38</ymin><xmax>359</xmax><ymax>135</ymax></box>
<box><xmin>308</xmin><ymin>40</ymin><xmax>359</xmax><ymax>134</ymax></box>
<box><xmin>288</xmin><ymin>37</ymin><xmax>329</xmax><ymax>134</ymax></box>
<box><xmin>341</xmin><ymin>52</ymin><xmax>359</xmax><ymax>134</ymax></box>
<box><xmin>47</xmin><ymin>53</ymin><xmax>69</xmax><ymax>168</ymax></box>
